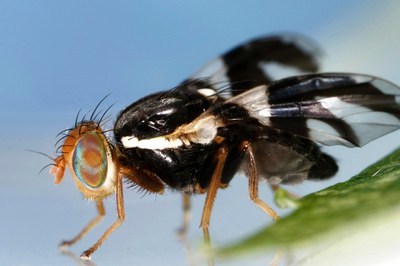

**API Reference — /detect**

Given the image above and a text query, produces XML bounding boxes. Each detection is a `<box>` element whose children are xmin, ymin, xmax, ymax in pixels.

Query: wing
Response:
<box><xmin>182</xmin><ymin>33</ymin><xmax>322</xmax><ymax>97</ymax></box>
<box><xmin>220</xmin><ymin>73</ymin><xmax>400</xmax><ymax>147</ymax></box>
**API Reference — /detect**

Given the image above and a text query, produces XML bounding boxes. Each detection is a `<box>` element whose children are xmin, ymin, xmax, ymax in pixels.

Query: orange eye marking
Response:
<box><xmin>50</xmin><ymin>122</ymin><xmax>111</xmax><ymax>189</ymax></box>
<box><xmin>73</xmin><ymin>132</ymin><xmax>108</xmax><ymax>189</ymax></box>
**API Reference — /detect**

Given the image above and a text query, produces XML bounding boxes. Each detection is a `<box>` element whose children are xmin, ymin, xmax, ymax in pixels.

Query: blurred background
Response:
<box><xmin>1</xmin><ymin>1</ymin><xmax>399</xmax><ymax>265</ymax></box>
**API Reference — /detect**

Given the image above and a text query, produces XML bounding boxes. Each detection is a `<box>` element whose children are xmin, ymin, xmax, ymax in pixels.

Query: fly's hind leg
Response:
<box><xmin>177</xmin><ymin>192</ymin><xmax>191</xmax><ymax>238</ymax></box>
<box><xmin>59</xmin><ymin>200</ymin><xmax>105</xmax><ymax>251</ymax></box>
<box><xmin>241</xmin><ymin>140</ymin><xmax>280</xmax><ymax>221</ymax></box>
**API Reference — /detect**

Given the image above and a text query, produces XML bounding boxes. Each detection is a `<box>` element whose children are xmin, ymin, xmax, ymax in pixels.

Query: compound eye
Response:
<box><xmin>72</xmin><ymin>132</ymin><xmax>108</xmax><ymax>189</ymax></box>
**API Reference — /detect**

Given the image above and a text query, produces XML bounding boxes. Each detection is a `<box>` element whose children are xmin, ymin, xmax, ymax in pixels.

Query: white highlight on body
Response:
<box><xmin>121</xmin><ymin>115</ymin><xmax>219</xmax><ymax>150</ymax></box>
<box><xmin>197</xmin><ymin>88</ymin><xmax>217</xmax><ymax>97</ymax></box>
<box><xmin>188</xmin><ymin>115</ymin><xmax>218</xmax><ymax>144</ymax></box>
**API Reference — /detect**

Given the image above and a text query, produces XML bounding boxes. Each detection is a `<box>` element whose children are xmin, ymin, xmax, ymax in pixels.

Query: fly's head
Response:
<box><xmin>50</xmin><ymin>98</ymin><xmax>119</xmax><ymax>200</ymax></box>
<box><xmin>51</xmin><ymin>121</ymin><xmax>118</xmax><ymax>200</ymax></box>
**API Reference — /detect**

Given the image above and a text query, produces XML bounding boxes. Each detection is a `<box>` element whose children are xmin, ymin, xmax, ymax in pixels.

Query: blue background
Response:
<box><xmin>1</xmin><ymin>1</ymin><xmax>399</xmax><ymax>265</ymax></box>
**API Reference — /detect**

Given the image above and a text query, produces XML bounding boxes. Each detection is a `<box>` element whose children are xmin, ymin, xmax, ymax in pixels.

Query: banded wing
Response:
<box><xmin>182</xmin><ymin>34</ymin><xmax>322</xmax><ymax>97</ymax></box>
<box><xmin>225</xmin><ymin>73</ymin><xmax>400</xmax><ymax>147</ymax></box>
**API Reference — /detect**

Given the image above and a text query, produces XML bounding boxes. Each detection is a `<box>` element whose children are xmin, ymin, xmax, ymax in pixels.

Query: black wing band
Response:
<box><xmin>226</xmin><ymin>73</ymin><xmax>400</xmax><ymax>147</ymax></box>
<box><xmin>184</xmin><ymin>34</ymin><xmax>322</xmax><ymax>97</ymax></box>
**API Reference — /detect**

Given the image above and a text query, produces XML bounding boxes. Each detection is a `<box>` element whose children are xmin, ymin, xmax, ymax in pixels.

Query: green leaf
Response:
<box><xmin>217</xmin><ymin>147</ymin><xmax>400</xmax><ymax>258</ymax></box>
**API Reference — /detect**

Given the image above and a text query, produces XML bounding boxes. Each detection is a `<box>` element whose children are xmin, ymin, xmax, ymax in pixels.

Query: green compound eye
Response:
<box><xmin>72</xmin><ymin>132</ymin><xmax>108</xmax><ymax>189</ymax></box>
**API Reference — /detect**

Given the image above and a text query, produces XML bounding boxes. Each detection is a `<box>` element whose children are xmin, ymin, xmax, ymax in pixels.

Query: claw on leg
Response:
<box><xmin>59</xmin><ymin>200</ymin><xmax>105</xmax><ymax>251</ymax></box>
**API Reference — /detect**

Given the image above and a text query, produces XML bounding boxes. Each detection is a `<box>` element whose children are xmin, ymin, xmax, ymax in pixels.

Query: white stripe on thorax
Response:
<box><xmin>121</xmin><ymin>136</ymin><xmax>185</xmax><ymax>150</ymax></box>
<box><xmin>121</xmin><ymin>115</ymin><xmax>219</xmax><ymax>150</ymax></box>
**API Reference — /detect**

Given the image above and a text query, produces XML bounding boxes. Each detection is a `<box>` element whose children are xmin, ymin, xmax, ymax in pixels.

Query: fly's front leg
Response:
<box><xmin>80</xmin><ymin>173</ymin><xmax>126</xmax><ymax>260</ymax></box>
<box><xmin>241</xmin><ymin>140</ymin><xmax>280</xmax><ymax>221</ymax></box>
<box><xmin>59</xmin><ymin>200</ymin><xmax>105</xmax><ymax>250</ymax></box>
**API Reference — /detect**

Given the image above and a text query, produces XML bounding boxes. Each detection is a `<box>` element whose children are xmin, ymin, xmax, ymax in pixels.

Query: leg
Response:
<box><xmin>200</xmin><ymin>146</ymin><xmax>228</xmax><ymax>244</ymax></box>
<box><xmin>59</xmin><ymin>200</ymin><xmax>105</xmax><ymax>250</ymax></box>
<box><xmin>177</xmin><ymin>194</ymin><xmax>197</xmax><ymax>266</ymax></box>
<box><xmin>177</xmin><ymin>193</ymin><xmax>191</xmax><ymax>237</ymax></box>
<box><xmin>241</xmin><ymin>140</ymin><xmax>280</xmax><ymax>221</ymax></box>
<box><xmin>80</xmin><ymin>173</ymin><xmax>126</xmax><ymax>259</ymax></box>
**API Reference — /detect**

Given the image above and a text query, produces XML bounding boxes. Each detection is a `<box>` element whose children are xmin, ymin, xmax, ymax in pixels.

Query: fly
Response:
<box><xmin>47</xmin><ymin>34</ymin><xmax>400</xmax><ymax>259</ymax></box>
